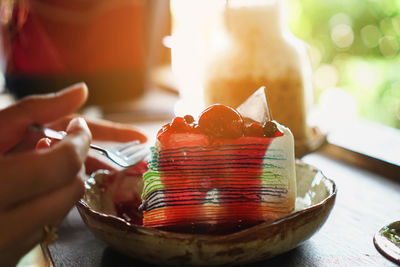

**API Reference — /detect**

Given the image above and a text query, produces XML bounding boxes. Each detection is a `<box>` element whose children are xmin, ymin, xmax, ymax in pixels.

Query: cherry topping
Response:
<box><xmin>157</xmin><ymin>117</ymin><xmax>191</xmax><ymax>141</ymax></box>
<box><xmin>244</xmin><ymin>122</ymin><xmax>264</xmax><ymax>137</ymax></box>
<box><xmin>171</xmin><ymin>117</ymin><xmax>188</xmax><ymax>131</ymax></box>
<box><xmin>198</xmin><ymin>104</ymin><xmax>244</xmax><ymax>138</ymax></box>
<box><xmin>263</xmin><ymin>121</ymin><xmax>279</xmax><ymax>137</ymax></box>
<box><xmin>184</xmin><ymin>115</ymin><xmax>195</xmax><ymax>124</ymax></box>
<box><xmin>157</xmin><ymin>123</ymin><xmax>170</xmax><ymax>139</ymax></box>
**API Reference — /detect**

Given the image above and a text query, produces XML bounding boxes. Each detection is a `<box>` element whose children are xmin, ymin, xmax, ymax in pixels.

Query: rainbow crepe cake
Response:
<box><xmin>141</xmin><ymin>91</ymin><xmax>296</xmax><ymax>234</ymax></box>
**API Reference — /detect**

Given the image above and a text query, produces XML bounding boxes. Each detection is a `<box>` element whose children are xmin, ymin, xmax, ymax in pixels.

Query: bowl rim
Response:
<box><xmin>77</xmin><ymin>160</ymin><xmax>337</xmax><ymax>240</ymax></box>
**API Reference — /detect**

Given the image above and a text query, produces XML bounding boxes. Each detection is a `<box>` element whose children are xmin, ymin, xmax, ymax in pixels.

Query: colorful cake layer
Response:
<box><xmin>141</xmin><ymin>104</ymin><xmax>296</xmax><ymax>234</ymax></box>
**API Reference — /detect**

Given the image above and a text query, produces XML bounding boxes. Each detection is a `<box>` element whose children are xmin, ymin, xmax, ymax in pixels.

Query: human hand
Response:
<box><xmin>0</xmin><ymin>84</ymin><xmax>92</xmax><ymax>266</ymax></box>
<box><xmin>3</xmin><ymin>84</ymin><xmax>148</xmax><ymax>172</ymax></box>
<box><xmin>0</xmin><ymin>82</ymin><xmax>148</xmax><ymax>266</ymax></box>
<box><xmin>47</xmin><ymin>115</ymin><xmax>148</xmax><ymax>174</ymax></box>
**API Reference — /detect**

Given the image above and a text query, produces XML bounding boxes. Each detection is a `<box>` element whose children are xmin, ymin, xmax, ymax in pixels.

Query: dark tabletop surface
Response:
<box><xmin>47</xmin><ymin>152</ymin><xmax>400</xmax><ymax>266</ymax></box>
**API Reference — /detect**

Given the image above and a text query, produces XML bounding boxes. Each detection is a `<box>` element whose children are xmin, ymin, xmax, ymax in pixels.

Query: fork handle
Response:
<box><xmin>30</xmin><ymin>124</ymin><xmax>107</xmax><ymax>153</ymax></box>
<box><xmin>30</xmin><ymin>124</ymin><xmax>66</xmax><ymax>140</ymax></box>
<box><xmin>87</xmin><ymin>143</ymin><xmax>108</xmax><ymax>155</ymax></box>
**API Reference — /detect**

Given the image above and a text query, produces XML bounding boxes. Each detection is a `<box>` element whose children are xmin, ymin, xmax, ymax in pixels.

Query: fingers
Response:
<box><xmin>64</xmin><ymin>117</ymin><xmax>92</xmax><ymax>162</ymax></box>
<box><xmin>85</xmin><ymin>152</ymin><xmax>121</xmax><ymax>174</ymax></box>
<box><xmin>0</xmin><ymin>177</ymin><xmax>84</xmax><ymax>262</ymax></box>
<box><xmin>0</xmin><ymin>118</ymin><xmax>91</xmax><ymax>209</ymax></box>
<box><xmin>38</xmin><ymin>135</ymin><xmax>101</xmax><ymax>179</ymax></box>
<box><xmin>87</xmin><ymin>118</ymin><xmax>147</xmax><ymax>143</ymax></box>
<box><xmin>0</xmin><ymin>83</ymin><xmax>88</xmax><ymax>154</ymax></box>
<box><xmin>48</xmin><ymin>116</ymin><xmax>147</xmax><ymax>143</ymax></box>
<box><xmin>0</xmin><ymin>122</ymin><xmax>87</xmax><ymax>266</ymax></box>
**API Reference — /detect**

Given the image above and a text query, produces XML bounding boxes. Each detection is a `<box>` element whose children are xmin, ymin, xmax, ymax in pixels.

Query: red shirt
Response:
<box><xmin>5</xmin><ymin>0</ymin><xmax>146</xmax><ymax>77</ymax></box>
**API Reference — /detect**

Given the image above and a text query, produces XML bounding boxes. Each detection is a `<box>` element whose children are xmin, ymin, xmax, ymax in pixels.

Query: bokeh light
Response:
<box><xmin>329</xmin><ymin>13</ymin><xmax>352</xmax><ymax>29</ymax></box>
<box><xmin>379</xmin><ymin>36</ymin><xmax>399</xmax><ymax>58</ymax></box>
<box><xmin>331</xmin><ymin>24</ymin><xmax>354</xmax><ymax>49</ymax></box>
<box><xmin>310</xmin><ymin>87</ymin><xmax>358</xmax><ymax>133</ymax></box>
<box><xmin>349</xmin><ymin>61</ymin><xmax>383</xmax><ymax>91</ymax></box>
<box><xmin>380</xmin><ymin>17</ymin><xmax>396</xmax><ymax>36</ymax></box>
<box><xmin>288</xmin><ymin>0</ymin><xmax>400</xmax><ymax>129</ymax></box>
<box><xmin>314</xmin><ymin>64</ymin><xmax>338</xmax><ymax>90</ymax></box>
<box><xmin>361</xmin><ymin>25</ymin><xmax>381</xmax><ymax>48</ymax></box>
<box><xmin>393</xmin><ymin>15</ymin><xmax>400</xmax><ymax>34</ymax></box>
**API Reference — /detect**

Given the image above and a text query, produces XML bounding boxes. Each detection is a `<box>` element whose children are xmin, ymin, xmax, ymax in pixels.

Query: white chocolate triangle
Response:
<box><xmin>237</xmin><ymin>86</ymin><xmax>271</xmax><ymax>124</ymax></box>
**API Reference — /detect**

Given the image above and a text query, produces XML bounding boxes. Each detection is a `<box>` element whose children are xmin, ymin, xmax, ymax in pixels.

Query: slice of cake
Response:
<box><xmin>141</xmin><ymin>103</ymin><xmax>296</xmax><ymax>234</ymax></box>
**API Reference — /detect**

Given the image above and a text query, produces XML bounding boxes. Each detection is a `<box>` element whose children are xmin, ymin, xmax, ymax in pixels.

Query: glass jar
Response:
<box><xmin>170</xmin><ymin>0</ymin><xmax>315</xmax><ymax>155</ymax></box>
<box><xmin>203</xmin><ymin>0</ymin><xmax>313</xmax><ymax>151</ymax></box>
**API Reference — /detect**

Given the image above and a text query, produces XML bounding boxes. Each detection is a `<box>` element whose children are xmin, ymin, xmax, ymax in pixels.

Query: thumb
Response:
<box><xmin>61</xmin><ymin>117</ymin><xmax>92</xmax><ymax>163</ymax></box>
<box><xmin>0</xmin><ymin>83</ymin><xmax>88</xmax><ymax>154</ymax></box>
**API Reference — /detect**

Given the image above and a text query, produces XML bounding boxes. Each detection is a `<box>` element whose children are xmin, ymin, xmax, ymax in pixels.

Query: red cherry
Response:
<box><xmin>198</xmin><ymin>104</ymin><xmax>244</xmax><ymax>138</ymax></box>
<box><xmin>184</xmin><ymin>115</ymin><xmax>195</xmax><ymax>124</ymax></box>
<box><xmin>263</xmin><ymin>121</ymin><xmax>279</xmax><ymax>137</ymax></box>
<box><xmin>157</xmin><ymin>123</ymin><xmax>170</xmax><ymax>139</ymax></box>
<box><xmin>244</xmin><ymin>122</ymin><xmax>264</xmax><ymax>137</ymax></box>
<box><xmin>171</xmin><ymin>117</ymin><xmax>188</xmax><ymax>131</ymax></box>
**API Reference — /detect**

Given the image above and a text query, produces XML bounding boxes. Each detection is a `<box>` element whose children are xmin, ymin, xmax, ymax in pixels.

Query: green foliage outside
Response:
<box><xmin>288</xmin><ymin>0</ymin><xmax>400</xmax><ymax>129</ymax></box>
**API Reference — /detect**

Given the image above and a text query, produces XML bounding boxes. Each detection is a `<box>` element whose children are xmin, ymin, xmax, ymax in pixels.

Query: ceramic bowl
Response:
<box><xmin>77</xmin><ymin>161</ymin><xmax>336</xmax><ymax>266</ymax></box>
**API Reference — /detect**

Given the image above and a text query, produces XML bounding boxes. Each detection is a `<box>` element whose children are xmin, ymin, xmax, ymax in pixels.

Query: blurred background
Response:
<box><xmin>287</xmin><ymin>0</ymin><xmax>400</xmax><ymax>130</ymax></box>
<box><xmin>0</xmin><ymin>0</ymin><xmax>399</xmax><ymax>131</ymax></box>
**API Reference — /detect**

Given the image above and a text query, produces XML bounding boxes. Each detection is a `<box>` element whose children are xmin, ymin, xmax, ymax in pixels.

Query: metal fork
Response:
<box><xmin>30</xmin><ymin>124</ymin><xmax>148</xmax><ymax>168</ymax></box>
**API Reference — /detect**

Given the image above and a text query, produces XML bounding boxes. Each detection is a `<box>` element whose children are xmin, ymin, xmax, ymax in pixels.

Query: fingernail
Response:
<box><xmin>36</xmin><ymin>138</ymin><xmax>52</xmax><ymax>150</ymax></box>
<box><xmin>67</xmin><ymin>117</ymin><xmax>90</xmax><ymax>133</ymax></box>
<box><xmin>56</xmin><ymin>82</ymin><xmax>88</xmax><ymax>98</ymax></box>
